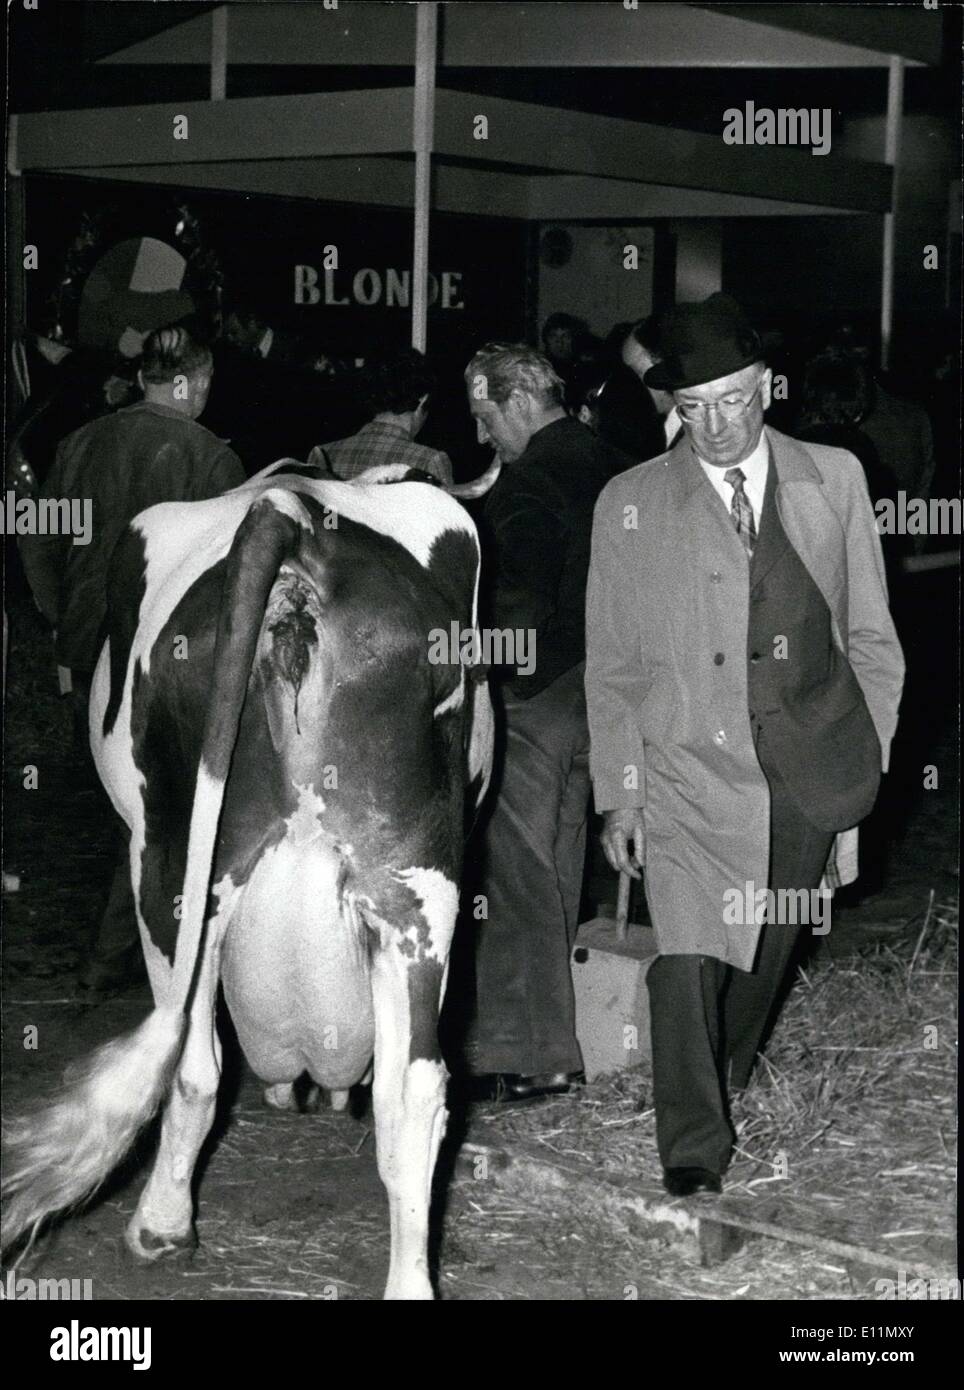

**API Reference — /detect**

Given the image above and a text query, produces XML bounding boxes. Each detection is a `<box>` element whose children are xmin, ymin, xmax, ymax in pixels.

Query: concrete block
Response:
<box><xmin>571</xmin><ymin>919</ymin><xmax>658</xmax><ymax>1080</ymax></box>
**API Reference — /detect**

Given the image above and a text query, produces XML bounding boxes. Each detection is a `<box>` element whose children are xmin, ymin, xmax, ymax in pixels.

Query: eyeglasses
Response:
<box><xmin>676</xmin><ymin>377</ymin><xmax>765</xmax><ymax>423</ymax></box>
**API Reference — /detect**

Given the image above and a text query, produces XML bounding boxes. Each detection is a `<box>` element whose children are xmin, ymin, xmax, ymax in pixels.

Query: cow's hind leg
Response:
<box><xmin>370</xmin><ymin>882</ymin><xmax>456</xmax><ymax>1301</ymax></box>
<box><xmin>125</xmin><ymin>933</ymin><xmax>222</xmax><ymax>1261</ymax></box>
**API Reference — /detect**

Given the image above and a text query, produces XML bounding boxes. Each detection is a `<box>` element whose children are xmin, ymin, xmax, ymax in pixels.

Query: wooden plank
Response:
<box><xmin>96</xmin><ymin>2</ymin><xmax>926</xmax><ymax>70</ymax></box>
<box><xmin>210</xmin><ymin>6</ymin><xmax>228</xmax><ymax>103</ymax></box>
<box><xmin>411</xmin><ymin>2</ymin><xmax>437</xmax><ymax>352</ymax></box>
<box><xmin>694</xmin><ymin>1189</ymin><xmax>957</xmax><ymax>1279</ymax></box>
<box><xmin>708</xmin><ymin>5</ymin><xmax>942</xmax><ymax>68</ymax></box>
<box><xmin>55</xmin><ymin>157</ymin><xmax>532</xmax><ymax>220</ymax></box>
<box><xmin>457</xmin><ymin>1139</ymin><xmax>703</xmax><ymax>1263</ymax></box>
<box><xmin>461</xmin><ymin>1134</ymin><xmax>957</xmax><ymax>1281</ymax></box>
<box><xmin>97</xmin><ymin>1</ymin><xmax>417</xmax><ymax>68</ymax></box>
<box><xmin>40</xmin><ymin>160</ymin><xmax>861</xmax><ymax>222</ymax></box>
<box><xmin>13</xmin><ymin>87</ymin><xmax>892</xmax><ymax>215</ymax></box>
<box><xmin>433</xmin><ymin>91</ymin><xmax>894</xmax><ymax>214</ymax></box>
<box><xmin>881</xmin><ymin>56</ymin><xmax>904</xmax><ymax>370</ymax></box>
<box><xmin>14</xmin><ymin>90</ymin><xmax>415</xmax><ymax>169</ymax></box>
<box><xmin>441</xmin><ymin>2</ymin><xmax>918</xmax><ymax>70</ymax></box>
<box><xmin>525</xmin><ymin>174</ymin><xmax>860</xmax><ymax>220</ymax></box>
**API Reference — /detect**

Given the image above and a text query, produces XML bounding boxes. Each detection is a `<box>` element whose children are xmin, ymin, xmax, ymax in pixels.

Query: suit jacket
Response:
<box><xmin>745</xmin><ymin>450</ymin><xmax>882</xmax><ymax>832</ymax></box>
<box><xmin>482</xmin><ymin>416</ymin><xmax>622</xmax><ymax>699</ymax></box>
<box><xmin>324</xmin><ymin>420</ymin><xmax>454</xmax><ymax>486</ymax></box>
<box><xmin>861</xmin><ymin>383</ymin><xmax>936</xmax><ymax>499</ymax></box>
<box><xmin>585</xmin><ymin>426</ymin><xmax>904</xmax><ymax>970</ymax></box>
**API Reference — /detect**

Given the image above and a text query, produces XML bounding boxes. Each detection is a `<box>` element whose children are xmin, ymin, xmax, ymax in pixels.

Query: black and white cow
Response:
<box><xmin>2</xmin><ymin>460</ymin><xmax>494</xmax><ymax>1300</ymax></box>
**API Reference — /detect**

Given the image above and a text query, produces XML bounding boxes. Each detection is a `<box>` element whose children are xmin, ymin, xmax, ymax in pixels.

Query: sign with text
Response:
<box><xmin>24</xmin><ymin>175</ymin><xmax>529</xmax><ymax>362</ymax></box>
<box><xmin>294</xmin><ymin>263</ymin><xmax>466</xmax><ymax>312</ymax></box>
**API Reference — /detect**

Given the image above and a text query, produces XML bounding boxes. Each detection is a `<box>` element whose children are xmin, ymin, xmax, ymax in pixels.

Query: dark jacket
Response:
<box><xmin>860</xmin><ymin>382</ymin><xmax>936</xmax><ymax>499</ymax></box>
<box><xmin>794</xmin><ymin>422</ymin><xmax>891</xmax><ymax>507</ymax></box>
<box><xmin>19</xmin><ymin>401</ymin><xmax>245</xmax><ymax>672</ymax></box>
<box><xmin>481</xmin><ymin>415</ymin><xmax>623</xmax><ymax>698</ymax></box>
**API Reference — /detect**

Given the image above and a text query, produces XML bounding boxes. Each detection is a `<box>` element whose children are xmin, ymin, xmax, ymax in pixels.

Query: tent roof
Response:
<box><xmin>11</xmin><ymin>87</ymin><xmax>893</xmax><ymax>220</ymax></box>
<box><xmin>94</xmin><ymin>2</ymin><xmax>938</xmax><ymax>70</ymax></box>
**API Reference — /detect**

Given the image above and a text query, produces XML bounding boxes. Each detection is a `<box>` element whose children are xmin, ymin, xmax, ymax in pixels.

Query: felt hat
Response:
<box><xmin>644</xmin><ymin>293</ymin><xmax>763</xmax><ymax>391</ymax></box>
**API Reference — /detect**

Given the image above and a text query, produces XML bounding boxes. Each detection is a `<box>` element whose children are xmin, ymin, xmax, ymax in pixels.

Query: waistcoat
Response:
<box><xmin>746</xmin><ymin>454</ymin><xmax>881</xmax><ymax>832</ymax></box>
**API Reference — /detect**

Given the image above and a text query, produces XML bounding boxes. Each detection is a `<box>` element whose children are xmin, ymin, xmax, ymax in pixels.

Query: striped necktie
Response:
<box><xmin>724</xmin><ymin>466</ymin><xmax>756</xmax><ymax>559</ymax></box>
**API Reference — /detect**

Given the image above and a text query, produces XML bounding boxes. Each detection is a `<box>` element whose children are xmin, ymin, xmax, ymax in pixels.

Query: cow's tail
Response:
<box><xmin>1</xmin><ymin>488</ymin><xmax>313</xmax><ymax>1257</ymax></box>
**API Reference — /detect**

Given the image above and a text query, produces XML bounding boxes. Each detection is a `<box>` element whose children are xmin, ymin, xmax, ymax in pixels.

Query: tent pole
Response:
<box><xmin>6</xmin><ymin>119</ymin><xmax>26</xmax><ymax>426</ymax></box>
<box><xmin>880</xmin><ymin>54</ymin><xmax>903</xmax><ymax>371</ymax></box>
<box><xmin>211</xmin><ymin>6</ymin><xmax>228</xmax><ymax>101</ymax></box>
<box><xmin>412</xmin><ymin>2</ymin><xmax>438</xmax><ymax>352</ymax></box>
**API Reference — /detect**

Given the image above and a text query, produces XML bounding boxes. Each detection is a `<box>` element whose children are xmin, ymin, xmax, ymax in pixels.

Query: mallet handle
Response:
<box><xmin>616</xmin><ymin>870</ymin><xmax>631</xmax><ymax>942</ymax></box>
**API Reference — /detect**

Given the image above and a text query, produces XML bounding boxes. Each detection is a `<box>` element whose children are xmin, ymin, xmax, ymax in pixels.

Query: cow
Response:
<box><xmin>2</xmin><ymin>459</ymin><xmax>495</xmax><ymax>1300</ymax></box>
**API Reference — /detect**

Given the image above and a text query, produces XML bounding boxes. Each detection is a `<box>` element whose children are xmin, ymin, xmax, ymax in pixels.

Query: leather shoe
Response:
<box><xmin>663</xmin><ymin>1167</ymin><xmax>722</xmax><ymax>1197</ymax></box>
<box><xmin>457</xmin><ymin>1071</ymin><xmax>578</xmax><ymax>1104</ymax></box>
<box><xmin>501</xmin><ymin>1071</ymin><xmax>574</xmax><ymax>1102</ymax></box>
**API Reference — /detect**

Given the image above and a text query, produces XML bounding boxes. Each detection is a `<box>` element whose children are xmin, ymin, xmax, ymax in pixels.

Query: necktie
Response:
<box><xmin>724</xmin><ymin>466</ymin><xmax>756</xmax><ymax>559</ymax></box>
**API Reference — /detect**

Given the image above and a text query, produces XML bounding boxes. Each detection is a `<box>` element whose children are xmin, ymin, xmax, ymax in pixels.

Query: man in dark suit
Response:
<box><xmin>460</xmin><ymin>343</ymin><xmax>625</xmax><ymax>1101</ymax></box>
<box><xmin>621</xmin><ymin>315</ymin><xmax>683</xmax><ymax>457</ymax></box>
<box><xmin>586</xmin><ymin>295</ymin><xmax>904</xmax><ymax>1194</ymax></box>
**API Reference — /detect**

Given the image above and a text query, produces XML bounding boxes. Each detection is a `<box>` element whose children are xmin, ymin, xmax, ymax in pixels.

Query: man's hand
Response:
<box><xmin>600</xmin><ymin>808</ymin><xmax>645</xmax><ymax>880</ymax></box>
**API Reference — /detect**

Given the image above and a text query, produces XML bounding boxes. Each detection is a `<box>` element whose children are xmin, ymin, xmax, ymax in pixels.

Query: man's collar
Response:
<box><xmin>525</xmin><ymin>413</ymin><xmax>573</xmax><ymax>447</ymax></box>
<box><xmin>368</xmin><ymin>417</ymin><xmax>409</xmax><ymax>436</ymax></box>
<box><xmin>695</xmin><ymin>430</ymin><xmax>769</xmax><ymax>482</ymax></box>
<box><xmin>668</xmin><ymin>426</ymin><xmax>822</xmax><ymax>505</ymax></box>
<box><xmin>127</xmin><ymin>399</ymin><xmax>190</xmax><ymax>421</ymax></box>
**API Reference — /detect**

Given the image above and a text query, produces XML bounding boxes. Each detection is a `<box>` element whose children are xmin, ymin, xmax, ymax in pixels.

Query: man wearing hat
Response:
<box><xmin>585</xmin><ymin>294</ymin><xmax>904</xmax><ymax>1195</ymax></box>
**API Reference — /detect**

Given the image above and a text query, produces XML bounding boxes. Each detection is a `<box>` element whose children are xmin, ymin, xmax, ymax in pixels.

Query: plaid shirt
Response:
<box><xmin>323</xmin><ymin>420</ymin><xmax>453</xmax><ymax>485</ymax></box>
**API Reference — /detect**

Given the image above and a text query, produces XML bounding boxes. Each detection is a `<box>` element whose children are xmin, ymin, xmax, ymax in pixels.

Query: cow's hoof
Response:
<box><xmin>124</xmin><ymin>1224</ymin><xmax>197</xmax><ymax>1265</ymax></box>
<box><xmin>329</xmin><ymin>1089</ymin><xmax>350</xmax><ymax>1113</ymax></box>
<box><xmin>263</xmin><ymin>1082</ymin><xmax>297</xmax><ymax>1112</ymax></box>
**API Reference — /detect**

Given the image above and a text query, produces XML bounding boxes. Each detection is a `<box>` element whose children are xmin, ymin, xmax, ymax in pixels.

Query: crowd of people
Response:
<box><xmin>8</xmin><ymin>284</ymin><xmax>956</xmax><ymax>1195</ymax></box>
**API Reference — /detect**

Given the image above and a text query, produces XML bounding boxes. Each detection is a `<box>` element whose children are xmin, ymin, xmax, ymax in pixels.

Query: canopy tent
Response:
<box><xmin>89</xmin><ymin>2</ymin><xmax>939</xmax><ymax>71</ymax></box>
<box><xmin>9</xmin><ymin>1</ymin><xmax>941</xmax><ymax>359</ymax></box>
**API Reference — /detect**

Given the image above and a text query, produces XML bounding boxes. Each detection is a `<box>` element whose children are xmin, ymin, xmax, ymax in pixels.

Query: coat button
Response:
<box><xmin>750</xmin><ymin>651</ymin><xmax>761</xmax><ymax>663</ymax></box>
<box><xmin>713</xmin><ymin>652</ymin><xmax>725</xmax><ymax>666</ymax></box>
<box><xmin>713</xmin><ymin>729</ymin><xmax>727</xmax><ymax>745</ymax></box>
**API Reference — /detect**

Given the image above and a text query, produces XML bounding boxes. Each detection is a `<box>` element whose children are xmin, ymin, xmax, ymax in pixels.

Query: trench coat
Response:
<box><xmin>585</xmin><ymin>426</ymin><xmax>904</xmax><ymax>971</ymax></box>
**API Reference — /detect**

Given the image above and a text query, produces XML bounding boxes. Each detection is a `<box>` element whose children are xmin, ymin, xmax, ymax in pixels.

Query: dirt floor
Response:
<box><xmin>2</xmin><ymin>589</ymin><xmax>958</xmax><ymax>1300</ymax></box>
